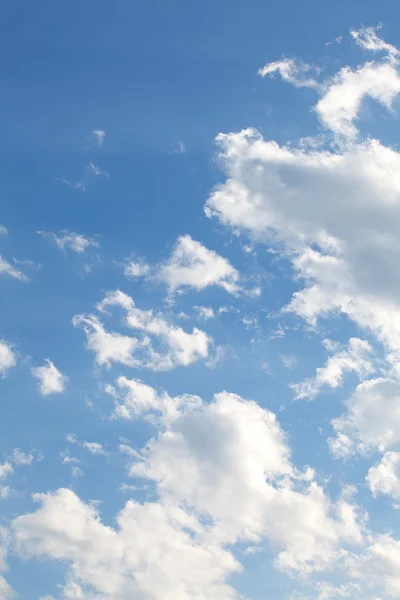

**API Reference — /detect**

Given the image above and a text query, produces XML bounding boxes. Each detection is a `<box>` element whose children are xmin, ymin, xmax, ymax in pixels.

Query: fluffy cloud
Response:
<box><xmin>123</xmin><ymin>261</ymin><xmax>150</xmax><ymax>278</ymax></box>
<box><xmin>13</xmin><ymin>488</ymin><xmax>241</xmax><ymax>600</ymax></box>
<box><xmin>194</xmin><ymin>306</ymin><xmax>215</xmax><ymax>320</ymax></box>
<box><xmin>38</xmin><ymin>230</ymin><xmax>99</xmax><ymax>253</ymax></box>
<box><xmin>123</xmin><ymin>235</ymin><xmax>242</xmax><ymax>296</ymax></box>
<box><xmin>128</xmin><ymin>387</ymin><xmax>363</xmax><ymax>575</ymax></box>
<box><xmin>0</xmin><ymin>341</ymin><xmax>16</xmax><ymax>377</ymax></box>
<box><xmin>74</xmin><ymin>290</ymin><xmax>211</xmax><ymax>371</ymax></box>
<box><xmin>367</xmin><ymin>451</ymin><xmax>400</xmax><ymax>500</ymax></box>
<box><xmin>0</xmin><ymin>463</ymin><xmax>13</xmax><ymax>480</ymax></box>
<box><xmin>31</xmin><ymin>359</ymin><xmax>68</xmax><ymax>396</ymax></box>
<box><xmin>351</xmin><ymin>534</ymin><xmax>400</xmax><ymax>597</ymax></box>
<box><xmin>72</xmin><ymin>315</ymin><xmax>141</xmax><ymax>368</ymax></box>
<box><xmin>329</xmin><ymin>378</ymin><xmax>400</xmax><ymax>458</ymax></box>
<box><xmin>156</xmin><ymin>235</ymin><xmax>241</xmax><ymax>295</ymax></box>
<box><xmin>205</xmin><ymin>29</ymin><xmax>400</xmax><ymax>372</ymax></box>
<box><xmin>106</xmin><ymin>375</ymin><xmax>199</xmax><ymax>421</ymax></box>
<box><xmin>315</xmin><ymin>61</ymin><xmax>400</xmax><ymax>139</ymax></box>
<box><xmin>11</xmin><ymin>387</ymin><xmax>366</xmax><ymax>597</ymax></box>
<box><xmin>260</xmin><ymin>25</ymin><xmax>400</xmax><ymax>140</ymax></box>
<box><xmin>291</xmin><ymin>338</ymin><xmax>374</xmax><ymax>400</ymax></box>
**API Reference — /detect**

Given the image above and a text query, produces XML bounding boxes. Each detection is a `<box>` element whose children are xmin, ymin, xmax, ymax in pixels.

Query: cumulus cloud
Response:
<box><xmin>106</xmin><ymin>375</ymin><xmax>201</xmax><ymax>422</ymax></box>
<box><xmin>31</xmin><ymin>360</ymin><xmax>68</xmax><ymax>396</ymax></box>
<box><xmin>291</xmin><ymin>338</ymin><xmax>374</xmax><ymax>400</ymax></box>
<box><xmin>13</xmin><ymin>488</ymin><xmax>241</xmax><ymax>600</ymax></box>
<box><xmin>38</xmin><ymin>230</ymin><xmax>99</xmax><ymax>253</ymax></box>
<box><xmin>122</xmin><ymin>236</ymin><xmax>248</xmax><ymax>297</ymax></box>
<box><xmin>205</xmin><ymin>36</ymin><xmax>400</xmax><ymax>372</ymax></box>
<box><xmin>0</xmin><ymin>341</ymin><xmax>16</xmax><ymax>377</ymax></box>
<box><xmin>367</xmin><ymin>451</ymin><xmax>400</xmax><ymax>500</ymax></box>
<box><xmin>74</xmin><ymin>290</ymin><xmax>211</xmax><ymax>371</ymax></box>
<box><xmin>350</xmin><ymin>534</ymin><xmax>400</xmax><ymax>597</ymax></box>
<box><xmin>156</xmin><ymin>235</ymin><xmax>242</xmax><ymax>295</ymax></box>
<box><xmin>130</xmin><ymin>390</ymin><xmax>364</xmax><ymax>575</ymax></box>
<box><xmin>11</xmin><ymin>387</ymin><xmax>366</xmax><ymax>597</ymax></box>
<box><xmin>329</xmin><ymin>378</ymin><xmax>400</xmax><ymax>457</ymax></box>
<box><xmin>315</xmin><ymin>61</ymin><xmax>400</xmax><ymax>139</ymax></box>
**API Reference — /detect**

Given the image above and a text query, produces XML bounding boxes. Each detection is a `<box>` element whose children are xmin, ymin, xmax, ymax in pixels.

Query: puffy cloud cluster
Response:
<box><xmin>205</xmin><ymin>28</ymin><xmax>400</xmax><ymax>375</ymax></box>
<box><xmin>124</xmin><ymin>234</ymin><xmax>243</xmax><ymax>296</ymax></box>
<box><xmin>329</xmin><ymin>378</ymin><xmax>400</xmax><ymax>458</ymax></box>
<box><xmin>73</xmin><ymin>290</ymin><xmax>211</xmax><ymax>371</ymax></box>
<box><xmin>12</xmin><ymin>386</ymin><xmax>367</xmax><ymax>598</ymax></box>
<box><xmin>291</xmin><ymin>338</ymin><xmax>374</xmax><ymax>400</ymax></box>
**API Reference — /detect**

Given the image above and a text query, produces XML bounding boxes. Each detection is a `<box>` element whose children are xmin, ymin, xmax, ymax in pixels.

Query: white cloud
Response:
<box><xmin>39</xmin><ymin>230</ymin><xmax>99</xmax><ymax>253</ymax></box>
<box><xmin>0</xmin><ymin>256</ymin><xmax>28</xmax><ymax>282</ymax></box>
<box><xmin>106</xmin><ymin>375</ymin><xmax>201</xmax><ymax>422</ymax></box>
<box><xmin>291</xmin><ymin>338</ymin><xmax>374</xmax><ymax>400</ymax></box>
<box><xmin>258</xmin><ymin>58</ymin><xmax>320</xmax><ymax>89</ymax></box>
<box><xmin>194</xmin><ymin>306</ymin><xmax>215</xmax><ymax>320</ymax></box>
<box><xmin>0</xmin><ymin>225</ymin><xmax>8</xmax><ymax>236</ymax></box>
<box><xmin>0</xmin><ymin>341</ymin><xmax>16</xmax><ymax>377</ymax></box>
<box><xmin>0</xmin><ymin>527</ymin><xmax>14</xmax><ymax>599</ymax></box>
<box><xmin>13</xmin><ymin>488</ymin><xmax>241</xmax><ymax>600</ymax></box>
<box><xmin>82</xmin><ymin>442</ymin><xmax>106</xmax><ymax>456</ymax></box>
<box><xmin>123</xmin><ymin>261</ymin><xmax>150</xmax><ymax>278</ymax></box>
<box><xmin>329</xmin><ymin>378</ymin><xmax>400</xmax><ymax>457</ymax></box>
<box><xmin>74</xmin><ymin>290</ymin><xmax>211</xmax><ymax>371</ymax></box>
<box><xmin>367</xmin><ymin>451</ymin><xmax>400</xmax><ymax>500</ymax></box>
<box><xmin>131</xmin><ymin>390</ymin><xmax>364</xmax><ymax>575</ymax></box>
<box><xmin>204</xmin><ymin>123</ymin><xmax>400</xmax><ymax>374</ymax></box>
<box><xmin>315</xmin><ymin>61</ymin><xmax>400</xmax><ymax>139</ymax></box>
<box><xmin>31</xmin><ymin>359</ymin><xmax>68</xmax><ymax>396</ymax></box>
<box><xmin>11</xmin><ymin>386</ymin><xmax>367</xmax><ymax>597</ymax></box>
<box><xmin>92</xmin><ymin>129</ymin><xmax>106</xmax><ymax>146</ymax></box>
<box><xmin>350</xmin><ymin>24</ymin><xmax>399</xmax><ymax>60</ymax></box>
<box><xmin>351</xmin><ymin>534</ymin><xmax>400</xmax><ymax>597</ymax></box>
<box><xmin>0</xmin><ymin>463</ymin><xmax>13</xmax><ymax>480</ymax></box>
<box><xmin>260</xmin><ymin>27</ymin><xmax>400</xmax><ymax>140</ymax></box>
<box><xmin>11</xmin><ymin>449</ymin><xmax>33</xmax><ymax>466</ymax></box>
<box><xmin>72</xmin><ymin>315</ymin><xmax>141</xmax><ymax>368</ymax></box>
<box><xmin>156</xmin><ymin>235</ymin><xmax>241</xmax><ymax>295</ymax></box>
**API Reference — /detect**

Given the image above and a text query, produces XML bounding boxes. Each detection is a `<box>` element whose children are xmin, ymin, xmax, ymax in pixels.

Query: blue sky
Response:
<box><xmin>2</xmin><ymin>1</ymin><xmax>400</xmax><ymax>599</ymax></box>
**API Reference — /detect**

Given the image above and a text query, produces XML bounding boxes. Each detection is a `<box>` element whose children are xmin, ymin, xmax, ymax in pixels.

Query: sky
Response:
<box><xmin>2</xmin><ymin>1</ymin><xmax>400</xmax><ymax>599</ymax></box>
